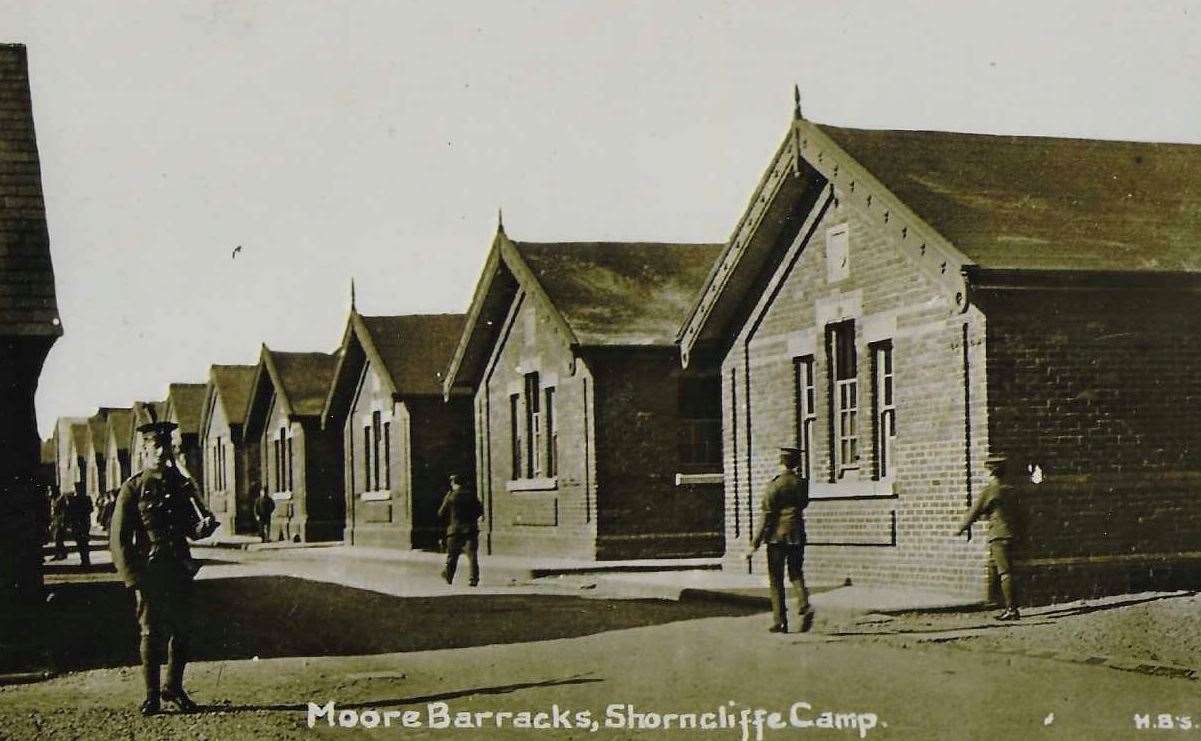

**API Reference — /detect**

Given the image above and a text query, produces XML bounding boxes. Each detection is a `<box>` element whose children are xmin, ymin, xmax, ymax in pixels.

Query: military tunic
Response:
<box><xmin>110</xmin><ymin>465</ymin><xmax>200</xmax><ymax>639</ymax></box>
<box><xmin>754</xmin><ymin>470</ymin><xmax>811</xmax><ymax>629</ymax></box>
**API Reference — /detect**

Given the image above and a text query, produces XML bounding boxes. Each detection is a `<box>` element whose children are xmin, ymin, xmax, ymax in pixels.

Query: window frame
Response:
<box><xmin>827</xmin><ymin>320</ymin><xmax>860</xmax><ymax>480</ymax></box>
<box><xmin>793</xmin><ymin>355</ymin><xmax>817</xmax><ymax>480</ymax></box>
<box><xmin>872</xmin><ymin>340</ymin><xmax>896</xmax><ymax>480</ymax></box>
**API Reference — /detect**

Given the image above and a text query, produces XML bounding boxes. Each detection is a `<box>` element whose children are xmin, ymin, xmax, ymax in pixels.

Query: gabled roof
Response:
<box><xmin>443</xmin><ymin>228</ymin><xmax>723</xmax><ymax>395</ymax></box>
<box><xmin>323</xmin><ymin>311</ymin><xmax>466</xmax><ymax>425</ymax></box>
<box><xmin>166</xmin><ymin>383</ymin><xmax>208</xmax><ymax>436</ymax></box>
<box><xmin>105</xmin><ymin>408</ymin><xmax>133</xmax><ymax>453</ymax></box>
<box><xmin>69</xmin><ymin>423</ymin><xmax>89</xmax><ymax>458</ymax></box>
<box><xmin>0</xmin><ymin>44</ymin><xmax>60</xmax><ymax>338</ymax></box>
<box><xmin>679</xmin><ymin>112</ymin><xmax>1201</xmax><ymax>364</ymax></box>
<box><xmin>246</xmin><ymin>346</ymin><xmax>340</xmax><ymax>436</ymax></box>
<box><xmin>818</xmin><ymin>124</ymin><xmax>1201</xmax><ymax>272</ymax></box>
<box><xmin>87</xmin><ymin>414</ymin><xmax>108</xmax><ymax>458</ymax></box>
<box><xmin>201</xmin><ymin>364</ymin><xmax>257</xmax><ymax>437</ymax></box>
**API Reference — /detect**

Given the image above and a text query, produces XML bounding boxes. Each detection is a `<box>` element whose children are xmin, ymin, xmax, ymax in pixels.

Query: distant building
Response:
<box><xmin>53</xmin><ymin>417</ymin><xmax>86</xmax><ymax>494</ymax></box>
<box><xmin>244</xmin><ymin>346</ymin><xmax>344</xmax><ymax>542</ymax></box>
<box><xmin>443</xmin><ymin>226</ymin><xmax>726</xmax><ymax>560</ymax></box>
<box><xmin>199</xmin><ymin>364</ymin><xmax>258</xmax><ymax>535</ymax></box>
<box><xmin>103</xmin><ymin>408</ymin><xmax>133</xmax><ymax>493</ymax></box>
<box><xmin>65</xmin><ymin>423</ymin><xmax>89</xmax><ymax>498</ymax></box>
<box><xmin>323</xmin><ymin>310</ymin><xmax>472</xmax><ymax>550</ymax></box>
<box><xmin>679</xmin><ymin>107</ymin><xmax>1201</xmax><ymax>601</ymax></box>
<box><xmin>165</xmin><ymin>383</ymin><xmax>208</xmax><ymax>490</ymax></box>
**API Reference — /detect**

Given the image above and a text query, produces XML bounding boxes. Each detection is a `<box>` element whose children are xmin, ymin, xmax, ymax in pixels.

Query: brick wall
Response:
<box><xmin>590</xmin><ymin>350</ymin><xmax>724</xmax><ymax>559</ymax></box>
<box><xmin>343</xmin><ymin>360</ymin><xmax>409</xmax><ymax>549</ymax></box>
<box><xmin>722</xmin><ymin>188</ymin><xmax>993</xmax><ymax>596</ymax></box>
<box><xmin>260</xmin><ymin>397</ymin><xmax>344</xmax><ymax>542</ymax></box>
<box><xmin>477</xmin><ymin>290</ymin><xmax>598</xmax><ymax>558</ymax></box>
<box><xmin>980</xmin><ymin>290</ymin><xmax>1201</xmax><ymax>602</ymax></box>
<box><xmin>408</xmin><ymin>396</ymin><xmax>475</xmax><ymax>550</ymax></box>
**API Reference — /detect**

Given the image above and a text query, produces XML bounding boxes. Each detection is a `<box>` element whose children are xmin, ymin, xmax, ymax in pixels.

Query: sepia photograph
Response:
<box><xmin>2</xmin><ymin>1</ymin><xmax>1201</xmax><ymax>738</ymax></box>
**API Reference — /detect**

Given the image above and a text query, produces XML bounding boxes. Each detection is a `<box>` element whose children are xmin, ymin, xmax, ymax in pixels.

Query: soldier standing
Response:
<box><xmin>48</xmin><ymin>489</ymin><xmax>68</xmax><ymax>560</ymax></box>
<box><xmin>750</xmin><ymin>447</ymin><xmax>813</xmax><ymax>633</ymax></box>
<box><xmin>956</xmin><ymin>453</ymin><xmax>1020</xmax><ymax>620</ymax></box>
<box><xmin>111</xmin><ymin>416</ymin><xmax>215</xmax><ymax>715</ymax></box>
<box><xmin>438</xmin><ymin>473</ymin><xmax>483</xmax><ymax>586</ymax></box>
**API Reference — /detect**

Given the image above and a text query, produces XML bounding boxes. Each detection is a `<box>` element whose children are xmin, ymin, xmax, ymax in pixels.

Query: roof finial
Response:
<box><xmin>793</xmin><ymin>84</ymin><xmax>803</xmax><ymax>120</ymax></box>
<box><xmin>350</xmin><ymin>277</ymin><xmax>357</xmax><ymax>312</ymax></box>
<box><xmin>497</xmin><ymin>207</ymin><xmax>505</xmax><ymax>235</ymax></box>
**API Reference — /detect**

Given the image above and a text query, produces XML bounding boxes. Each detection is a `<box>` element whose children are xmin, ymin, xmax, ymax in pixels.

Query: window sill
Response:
<box><xmin>675</xmin><ymin>472</ymin><xmax>723</xmax><ymax>486</ymax></box>
<box><xmin>506</xmin><ymin>477</ymin><xmax>558</xmax><ymax>493</ymax></box>
<box><xmin>810</xmin><ymin>478</ymin><xmax>895</xmax><ymax>500</ymax></box>
<box><xmin>360</xmin><ymin>491</ymin><xmax>391</xmax><ymax>502</ymax></box>
<box><xmin>270</xmin><ymin>491</ymin><xmax>294</xmax><ymax>502</ymax></box>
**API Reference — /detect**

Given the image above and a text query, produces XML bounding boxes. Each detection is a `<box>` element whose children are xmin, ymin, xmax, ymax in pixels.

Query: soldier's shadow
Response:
<box><xmin>17</xmin><ymin>575</ymin><xmax>761</xmax><ymax>673</ymax></box>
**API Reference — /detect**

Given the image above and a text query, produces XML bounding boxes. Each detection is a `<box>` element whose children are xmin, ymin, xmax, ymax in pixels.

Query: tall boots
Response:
<box><xmin>139</xmin><ymin>636</ymin><xmax>161</xmax><ymax>715</ymax></box>
<box><xmin>139</xmin><ymin>635</ymin><xmax>198</xmax><ymax>714</ymax></box>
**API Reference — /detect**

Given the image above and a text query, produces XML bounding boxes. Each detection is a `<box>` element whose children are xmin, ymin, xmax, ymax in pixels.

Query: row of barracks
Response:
<box><xmin>51</xmin><ymin>99</ymin><xmax>1201</xmax><ymax>604</ymax></box>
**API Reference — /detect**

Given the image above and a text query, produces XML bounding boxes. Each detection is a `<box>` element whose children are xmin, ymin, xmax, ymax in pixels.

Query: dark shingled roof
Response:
<box><xmin>360</xmin><ymin>314</ymin><xmax>465</xmax><ymax>395</ymax></box>
<box><xmin>106</xmin><ymin>408</ymin><xmax>133</xmax><ymax>453</ymax></box>
<box><xmin>271</xmin><ymin>351</ymin><xmax>340</xmax><ymax>416</ymax></box>
<box><xmin>211</xmin><ymin>365</ymin><xmax>257</xmax><ymax>426</ymax></box>
<box><xmin>69</xmin><ymin>423</ymin><xmax>89</xmax><ymax>457</ymax></box>
<box><xmin>0</xmin><ymin>44</ymin><xmax>59</xmax><ymax>336</ymax></box>
<box><xmin>87</xmin><ymin>415</ymin><xmax>108</xmax><ymax>456</ymax></box>
<box><xmin>167</xmin><ymin>384</ymin><xmax>208</xmax><ymax>436</ymax></box>
<box><xmin>817</xmin><ymin>124</ymin><xmax>1201</xmax><ymax>272</ymax></box>
<box><xmin>513</xmin><ymin>241</ymin><xmax>725</xmax><ymax>345</ymax></box>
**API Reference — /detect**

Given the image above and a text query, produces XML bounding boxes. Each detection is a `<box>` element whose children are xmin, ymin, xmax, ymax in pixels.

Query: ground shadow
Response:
<box><xmin>8</xmin><ymin>575</ymin><xmax>762</xmax><ymax>673</ymax></box>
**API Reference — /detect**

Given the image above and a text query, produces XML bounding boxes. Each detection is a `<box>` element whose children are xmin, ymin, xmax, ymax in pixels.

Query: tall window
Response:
<box><xmin>362</xmin><ymin>425</ymin><xmax>371</xmax><ymax>492</ymax></box>
<box><xmin>383</xmin><ymin>420</ymin><xmax>391</xmax><ymax>489</ymax></box>
<box><xmin>828</xmin><ymin>321</ymin><xmax>859</xmax><ymax>478</ymax></box>
<box><xmin>524</xmin><ymin>372</ymin><xmax>541</xmax><ymax>477</ymax></box>
<box><xmin>273</xmin><ymin>437</ymin><xmax>282</xmax><ymax>492</ymax></box>
<box><xmin>677</xmin><ymin>376</ymin><xmax>721</xmax><ymax>466</ymax></box>
<box><xmin>873</xmin><ymin>341</ymin><xmax>896</xmax><ymax>479</ymax></box>
<box><xmin>286</xmin><ymin>433</ymin><xmax>294</xmax><ymax>492</ymax></box>
<box><xmin>793</xmin><ymin>356</ymin><xmax>817</xmax><ymax>479</ymax></box>
<box><xmin>372</xmin><ymin>410</ymin><xmax>382</xmax><ymax>491</ymax></box>
<box><xmin>544</xmin><ymin>387</ymin><xmax>557</xmax><ymax>477</ymax></box>
<box><xmin>509</xmin><ymin>394</ymin><xmax>521</xmax><ymax>479</ymax></box>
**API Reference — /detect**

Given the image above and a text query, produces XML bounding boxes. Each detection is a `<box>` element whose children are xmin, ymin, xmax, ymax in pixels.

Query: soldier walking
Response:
<box><xmin>253</xmin><ymin>487</ymin><xmax>275</xmax><ymax>543</ymax></box>
<box><xmin>65</xmin><ymin>489</ymin><xmax>93</xmax><ymax>566</ymax></box>
<box><xmin>957</xmin><ymin>453</ymin><xmax>1020</xmax><ymax>620</ymax></box>
<box><xmin>111</xmin><ymin>415</ymin><xmax>217</xmax><ymax>715</ymax></box>
<box><xmin>438</xmin><ymin>473</ymin><xmax>483</xmax><ymax>586</ymax></box>
<box><xmin>750</xmin><ymin>447</ymin><xmax>813</xmax><ymax>633</ymax></box>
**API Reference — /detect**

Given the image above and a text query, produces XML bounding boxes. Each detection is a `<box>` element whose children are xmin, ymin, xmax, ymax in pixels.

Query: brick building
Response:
<box><xmin>244</xmin><ymin>346</ymin><xmax>344</xmax><ymax>542</ymax></box>
<box><xmin>199</xmin><ymin>364</ymin><xmax>258</xmax><ymax>535</ymax></box>
<box><xmin>323</xmin><ymin>310</ymin><xmax>471</xmax><ymax>550</ymax></box>
<box><xmin>443</xmin><ymin>225</ymin><xmax>726</xmax><ymax>560</ymax></box>
<box><xmin>83</xmin><ymin>411</ymin><xmax>110</xmax><ymax>515</ymax></box>
<box><xmin>103</xmin><ymin>408</ymin><xmax>133</xmax><ymax>493</ymax></box>
<box><xmin>52</xmin><ymin>417</ymin><xmax>84</xmax><ymax>495</ymax></box>
<box><xmin>679</xmin><ymin>106</ymin><xmax>1201</xmax><ymax>602</ymax></box>
<box><xmin>165</xmin><ymin>383</ymin><xmax>207</xmax><ymax>489</ymax></box>
<box><xmin>64</xmin><ymin>422</ymin><xmax>88</xmax><ymax>498</ymax></box>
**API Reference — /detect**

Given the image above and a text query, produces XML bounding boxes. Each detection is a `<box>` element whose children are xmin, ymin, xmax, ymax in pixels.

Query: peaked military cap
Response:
<box><xmin>983</xmin><ymin>453</ymin><xmax>1008</xmax><ymax>465</ymax></box>
<box><xmin>136</xmin><ymin>406</ymin><xmax>177</xmax><ymax>437</ymax></box>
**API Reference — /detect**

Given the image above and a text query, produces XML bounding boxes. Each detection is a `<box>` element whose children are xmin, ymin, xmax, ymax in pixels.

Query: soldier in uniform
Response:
<box><xmin>65</xmin><ymin>489</ymin><xmax>93</xmax><ymax>566</ymax></box>
<box><xmin>437</xmin><ymin>473</ymin><xmax>483</xmax><ymax>586</ymax></box>
<box><xmin>111</xmin><ymin>415</ymin><xmax>217</xmax><ymax>715</ymax></box>
<box><xmin>956</xmin><ymin>453</ymin><xmax>1020</xmax><ymax>620</ymax></box>
<box><xmin>750</xmin><ymin>447</ymin><xmax>813</xmax><ymax>633</ymax></box>
<box><xmin>253</xmin><ymin>487</ymin><xmax>275</xmax><ymax>543</ymax></box>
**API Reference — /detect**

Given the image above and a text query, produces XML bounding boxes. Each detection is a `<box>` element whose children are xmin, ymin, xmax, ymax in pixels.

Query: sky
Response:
<box><xmin>8</xmin><ymin>0</ymin><xmax>1201</xmax><ymax>437</ymax></box>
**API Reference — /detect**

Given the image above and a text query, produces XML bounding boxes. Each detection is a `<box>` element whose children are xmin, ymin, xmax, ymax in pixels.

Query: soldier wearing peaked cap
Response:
<box><xmin>957</xmin><ymin>453</ymin><xmax>1020</xmax><ymax>621</ymax></box>
<box><xmin>750</xmin><ymin>447</ymin><xmax>813</xmax><ymax>633</ymax></box>
<box><xmin>110</xmin><ymin>413</ymin><xmax>219</xmax><ymax>715</ymax></box>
